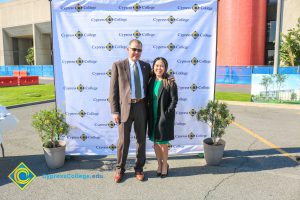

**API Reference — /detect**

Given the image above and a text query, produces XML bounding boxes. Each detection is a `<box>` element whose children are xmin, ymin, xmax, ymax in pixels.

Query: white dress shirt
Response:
<box><xmin>128</xmin><ymin>59</ymin><xmax>145</xmax><ymax>99</ymax></box>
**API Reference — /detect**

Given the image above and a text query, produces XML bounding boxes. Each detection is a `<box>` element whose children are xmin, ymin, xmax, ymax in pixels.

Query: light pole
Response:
<box><xmin>273</xmin><ymin>0</ymin><xmax>283</xmax><ymax>74</ymax></box>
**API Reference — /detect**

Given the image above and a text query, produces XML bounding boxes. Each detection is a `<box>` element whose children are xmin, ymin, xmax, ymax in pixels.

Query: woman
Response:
<box><xmin>147</xmin><ymin>57</ymin><xmax>178</xmax><ymax>178</ymax></box>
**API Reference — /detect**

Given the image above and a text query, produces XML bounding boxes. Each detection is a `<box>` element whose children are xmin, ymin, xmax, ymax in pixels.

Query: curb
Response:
<box><xmin>222</xmin><ymin>100</ymin><xmax>300</xmax><ymax>110</ymax></box>
<box><xmin>7</xmin><ymin>99</ymin><xmax>55</xmax><ymax>109</ymax></box>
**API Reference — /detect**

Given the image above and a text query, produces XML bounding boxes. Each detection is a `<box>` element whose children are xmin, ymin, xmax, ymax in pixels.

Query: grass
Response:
<box><xmin>0</xmin><ymin>84</ymin><xmax>252</xmax><ymax>106</ymax></box>
<box><xmin>215</xmin><ymin>92</ymin><xmax>251</xmax><ymax>102</ymax></box>
<box><xmin>0</xmin><ymin>84</ymin><xmax>55</xmax><ymax>106</ymax></box>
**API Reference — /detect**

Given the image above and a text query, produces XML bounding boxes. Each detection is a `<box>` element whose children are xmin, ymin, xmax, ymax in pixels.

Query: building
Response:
<box><xmin>0</xmin><ymin>0</ymin><xmax>299</xmax><ymax>66</ymax></box>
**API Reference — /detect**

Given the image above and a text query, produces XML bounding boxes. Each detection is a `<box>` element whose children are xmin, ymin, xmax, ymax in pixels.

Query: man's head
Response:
<box><xmin>127</xmin><ymin>39</ymin><xmax>143</xmax><ymax>62</ymax></box>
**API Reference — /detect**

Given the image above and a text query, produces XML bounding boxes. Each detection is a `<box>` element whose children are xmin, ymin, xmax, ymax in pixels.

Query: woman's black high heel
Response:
<box><xmin>161</xmin><ymin>164</ymin><xmax>169</xmax><ymax>178</ymax></box>
<box><xmin>156</xmin><ymin>165</ymin><xmax>162</xmax><ymax>176</ymax></box>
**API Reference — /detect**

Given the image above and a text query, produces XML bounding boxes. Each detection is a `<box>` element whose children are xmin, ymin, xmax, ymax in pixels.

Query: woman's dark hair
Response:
<box><xmin>152</xmin><ymin>57</ymin><xmax>175</xmax><ymax>89</ymax></box>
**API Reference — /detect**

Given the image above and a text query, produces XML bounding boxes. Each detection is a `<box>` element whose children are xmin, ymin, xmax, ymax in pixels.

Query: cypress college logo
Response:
<box><xmin>175</xmin><ymin>132</ymin><xmax>206</xmax><ymax>140</ymax></box>
<box><xmin>178</xmin><ymin>84</ymin><xmax>210</xmax><ymax>92</ymax></box>
<box><xmin>94</xmin><ymin>121</ymin><xmax>116</xmax><ymax>128</ymax></box>
<box><xmin>167</xmin><ymin>69</ymin><xmax>188</xmax><ymax>76</ymax></box>
<box><xmin>176</xmin><ymin>109</ymin><xmax>197</xmax><ymax>116</ymax></box>
<box><xmin>65</xmin><ymin>110</ymin><xmax>99</xmax><ymax>118</ymax></box>
<box><xmin>118</xmin><ymin>3</ymin><xmax>155</xmax><ymax>11</ymax></box>
<box><xmin>91</xmin><ymin>15</ymin><xmax>127</xmax><ymax>23</ymax></box>
<box><xmin>177</xmin><ymin>31</ymin><xmax>212</xmax><ymax>39</ymax></box>
<box><xmin>91</xmin><ymin>69</ymin><xmax>112</xmax><ymax>77</ymax></box>
<box><xmin>177</xmin><ymin>57</ymin><xmax>211</xmax><ymax>65</ymax></box>
<box><xmin>119</xmin><ymin>30</ymin><xmax>155</xmax><ymax>38</ymax></box>
<box><xmin>153</xmin><ymin>16</ymin><xmax>189</xmax><ymax>24</ymax></box>
<box><xmin>8</xmin><ymin>162</ymin><xmax>36</xmax><ymax>190</ymax></box>
<box><xmin>92</xmin><ymin>43</ymin><xmax>126</xmax><ymax>51</ymax></box>
<box><xmin>63</xmin><ymin>84</ymin><xmax>98</xmax><ymax>92</ymax></box>
<box><xmin>61</xmin><ymin>3</ymin><xmax>96</xmax><ymax>12</ymax></box>
<box><xmin>153</xmin><ymin>43</ymin><xmax>188</xmax><ymax>51</ymax></box>
<box><xmin>61</xmin><ymin>57</ymin><xmax>97</xmax><ymax>66</ymax></box>
<box><xmin>177</xmin><ymin>4</ymin><xmax>213</xmax><ymax>11</ymax></box>
<box><xmin>60</xmin><ymin>31</ymin><xmax>96</xmax><ymax>39</ymax></box>
<box><xmin>91</xmin><ymin>15</ymin><xmax>127</xmax><ymax>24</ymax></box>
<box><xmin>63</xmin><ymin>134</ymin><xmax>101</xmax><ymax>141</ymax></box>
<box><xmin>96</xmin><ymin>144</ymin><xmax>117</xmax><ymax>151</ymax></box>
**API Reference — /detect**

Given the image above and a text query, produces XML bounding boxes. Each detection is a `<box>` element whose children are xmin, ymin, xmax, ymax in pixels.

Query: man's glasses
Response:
<box><xmin>130</xmin><ymin>47</ymin><xmax>142</xmax><ymax>52</ymax></box>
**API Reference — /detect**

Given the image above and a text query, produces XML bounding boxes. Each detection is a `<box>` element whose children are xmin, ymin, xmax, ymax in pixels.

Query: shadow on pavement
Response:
<box><xmin>0</xmin><ymin>147</ymin><xmax>299</xmax><ymax>186</ymax></box>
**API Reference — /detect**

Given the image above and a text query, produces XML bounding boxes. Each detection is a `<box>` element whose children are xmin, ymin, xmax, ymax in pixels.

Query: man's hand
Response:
<box><xmin>113</xmin><ymin>113</ymin><xmax>120</xmax><ymax>124</ymax></box>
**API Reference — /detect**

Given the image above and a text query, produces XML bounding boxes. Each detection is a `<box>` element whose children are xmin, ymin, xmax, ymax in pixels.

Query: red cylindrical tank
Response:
<box><xmin>217</xmin><ymin>0</ymin><xmax>267</xmax><ymax>66</ymax></box>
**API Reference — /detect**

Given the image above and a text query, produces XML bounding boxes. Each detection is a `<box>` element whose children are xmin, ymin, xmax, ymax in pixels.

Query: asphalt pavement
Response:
<box><xmin>0</xmin><ymin>102</ymin><xmax>299</xmax><ymax>200</ymax></box>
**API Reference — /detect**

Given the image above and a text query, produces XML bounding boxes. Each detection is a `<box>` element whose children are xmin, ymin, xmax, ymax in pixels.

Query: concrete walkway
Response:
<box><xmin>0</xmin><ymin>102</ymin><xmax>299</xmax><ymax>200</ymax></box>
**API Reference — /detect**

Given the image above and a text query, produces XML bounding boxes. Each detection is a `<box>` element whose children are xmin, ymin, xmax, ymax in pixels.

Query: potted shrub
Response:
<box><xmin>196</xmin><ymin>100</ymin><xmax>235</xmax><ymax>165</ymax></box>
<box><xmin>32</xmin><ymin>108</ymin><xmax>69</xmax><ymax>169</ymax></box>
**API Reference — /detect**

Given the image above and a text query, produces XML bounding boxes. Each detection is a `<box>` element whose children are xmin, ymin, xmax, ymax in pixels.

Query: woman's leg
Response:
<box><xmin>154</xmin><ymin>143</ymin><xmax>162</xmax><ymax>174</ymax></box>
<box><xmin>160</xmin><ymin>144</ymin><xmax>169</xmax><ymax>176</ymax></box>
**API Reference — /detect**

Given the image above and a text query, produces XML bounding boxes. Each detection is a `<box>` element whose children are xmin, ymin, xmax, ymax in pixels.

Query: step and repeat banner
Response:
<box><xmin>51</xmin><ymin>0</ymin><xmax>217</xmax><ymax>155</ymax></box>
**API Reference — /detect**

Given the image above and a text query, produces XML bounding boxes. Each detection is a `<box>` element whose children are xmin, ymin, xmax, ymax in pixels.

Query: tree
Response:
<box><xmin>274</xmin><ymin>74</ymin><xmax>287</xmax><ymax>101</ymax></box>
<box><xmin>260</xmin><ymin>75</ymin><xmax>273</xmax><ymax>97</ymax></box>
<box><xmin>280</xmin><ymin>18</ymin><xmax>300</xmax><ymax>67</ymax></box>
<box><xmin>291</xmin><ymin>92</ymin><xmax>297</xmax><ymax>101</ymax></box>
<box><xmin>25</xmin><ymin>47</ymin><xmax>34</xmax><ymax>65</ymax></box>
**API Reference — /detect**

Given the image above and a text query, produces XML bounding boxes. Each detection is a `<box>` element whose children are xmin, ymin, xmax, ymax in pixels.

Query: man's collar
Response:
<box><xmin>128</xmin><ymin>58</ymin><xmax>139</xmax><ymax>66</ymax></box>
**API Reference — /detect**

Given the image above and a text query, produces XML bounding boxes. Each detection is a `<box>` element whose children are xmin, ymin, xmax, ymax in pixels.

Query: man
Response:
<box><xmin>109</xmin><ymin>39</ymin><xmax>151</xmax><ymax>183</ymax></box>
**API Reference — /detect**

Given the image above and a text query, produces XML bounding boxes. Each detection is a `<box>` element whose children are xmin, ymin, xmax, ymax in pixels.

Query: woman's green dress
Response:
<box><xmin>150</xmin><ymin>79</ymin><xmax>169</xmax><ymax>144</ymax></box>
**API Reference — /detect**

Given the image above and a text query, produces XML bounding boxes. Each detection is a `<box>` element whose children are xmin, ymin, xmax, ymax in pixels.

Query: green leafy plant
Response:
<box><xmin>196</xmin><ymin>100</ymin><xmax>235</xmax><ymax>145</ymax></box>
<box><xmin>32</xmin><ymin>109</ymin><xmax>69</xmax><ymax>148</ymax></box>
<box><xmin>280</xmin><ymin>18</ymin><xmax>300</xmax><ymax>67</ymax></box>
<box><xmin>25</xmin><ymin>47</ymin><xmax>34</xmax><ymax>65</ymax></box>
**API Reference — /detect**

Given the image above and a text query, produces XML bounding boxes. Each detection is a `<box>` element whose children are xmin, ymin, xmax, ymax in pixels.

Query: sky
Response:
<box><xmin>0</xmin><ymin>0</ymin><xmax>11</xmax><ymax>3</ymax></box>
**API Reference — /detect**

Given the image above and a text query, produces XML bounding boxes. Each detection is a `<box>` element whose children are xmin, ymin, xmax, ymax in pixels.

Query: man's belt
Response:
<box><xmin>130</xmin><ymin>98</ymin><xmax>145</xmax><ymax>103</ymax></box>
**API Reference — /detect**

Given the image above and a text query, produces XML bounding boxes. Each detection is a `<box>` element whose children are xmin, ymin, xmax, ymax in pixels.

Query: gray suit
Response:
<box><xmin>109</xmin><ymin>58</ymin><xmax>151</xmax><ymax>173</ymax></box>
